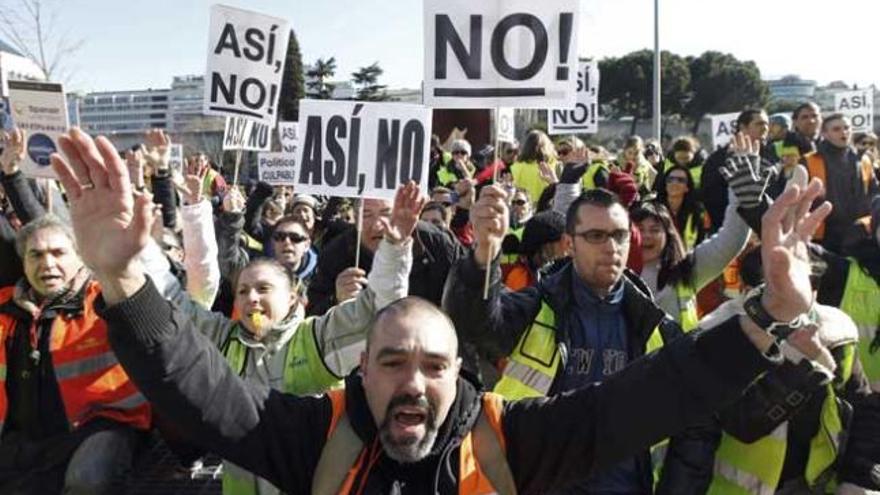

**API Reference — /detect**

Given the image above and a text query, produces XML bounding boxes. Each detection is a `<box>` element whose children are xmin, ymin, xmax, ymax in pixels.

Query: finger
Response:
<box><xmin>762</xmin><ymin>184</ymin><xmax>801</xmax><ymax>245</ymax></box>
<box><xmin>797</xmin><ymin>201</ymin><xmax>833</xmax><ymax>239</ymax></box>
<box><xmin>764</xmin><ymin>246</ymin><xmax>793</xmax><ymax>294</ymax></box>
<box><xmin>478</xmin><ymin>184</ymin><xmax>509</xmax><ymax>201</ymax></box>
<box><xmin>95</xmin><ymin>136</ymin><xmax>129</xmax><ymax>193</ymax></box>
<box><xmin>69</xmin><ymin>128</ymin><xmax>110</xmax><ymax>189</ymax></box>
<box><xmin>50</xmin><ymin>153</ymin><xmax>82</xmax><ymax>200</ymax></box>
<box><xmin>58</xmin><ymin>133</ymin><xmax>92</xmax><ymax>186</ymax></box>
<box><xmin>130</xmin><ymin>190</ymin><xmax>156</xmax><ymax>250</ymax></box>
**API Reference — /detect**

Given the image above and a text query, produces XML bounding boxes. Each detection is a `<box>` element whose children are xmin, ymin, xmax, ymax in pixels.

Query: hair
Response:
<box><xmin>736</xmin><ymin>109</ymin><xmax>767</xmax><ymax>130</ymax></box>
<box><xmin>366</xmin><ymin>296</ymin><xmax>457</xmax><ymax>353</ymax></box>
<box><xmin>536</xmin><ymin>183</ymin><xmax>557</xmax><ymax>213</ymax></box>
<box><xmin>556</xmin><ymin>136</ymin><xmax>585</xmax><ymax>158</ymax></box>
<box><xmin>564</xmin><ymin>188</ymin><xmax>625</xmax><ymax>234</ymax></box>
<box><xmin>792</xmin><ymin>102</ymin><xmax>820</xmax><ymax>121</ymax></box>
<box><xmin>233</xmin><ymin>257</ymin><xmax>302</xmax><ymax>299</ymax></box>
<box><xmin>420</xmin><ymin>201</ymin><xmax>451</xmax><ymax>224</ymax></box>
<box><xmin>623</xmin><ymin>135</ymin><xmax>644</xmax><ymax>151</ymax></box>
<box><xmin>431</xmin><ymin>186</ymin><xmax>452</xmax><ymax>196</ymax></box>
<box><xmin>821</xmin><ymin>113</ymin><xmax>848</xmax><ymax>132</ymax></box>
<box><xmin>15</xmin><ymin>214</ymin><xmax>76</xmax><ymax>258</ymax></box>
<box><xmin>519</xmin><ymin>130</ymin><xmax>557</xmax><ymax>163</ymax></box>
<box><xmin>631</xmin><ymin>201</ymin><xmax>693</xmax><ymax>289</ymax></box>
<box><xmin>671</xmin><ymin>136</ymin><xmax>698</xmax><ymax>154</ymax></box>
<box><xmin>272</xmin><ymin>215</ymin><xmax>310</xmax><ymax>236</ymax></box>
<box><xmin>855</xmin><ymin>132</ymin><xmax>878</xmax><ymax>146</ymax></box>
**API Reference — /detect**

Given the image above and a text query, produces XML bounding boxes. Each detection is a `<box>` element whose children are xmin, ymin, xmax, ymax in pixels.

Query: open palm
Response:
<box><xmin>383</xmin><ymin>181</ymin><xmax>426</xmax><ymax>243</ymax></box>
<box><xmin>50</xmin><ymin>128</ymin><xmax>154</xmax><ymax>277</ymax></box>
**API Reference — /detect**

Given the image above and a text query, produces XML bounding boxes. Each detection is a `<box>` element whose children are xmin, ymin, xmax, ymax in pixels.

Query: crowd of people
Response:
<box><xmin>0</xmin><ymin>101</ymin><xmax>879</xmax><ymax>494</ymax></box>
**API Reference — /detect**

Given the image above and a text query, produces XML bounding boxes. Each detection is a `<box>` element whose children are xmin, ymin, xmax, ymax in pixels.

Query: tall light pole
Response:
<box><xmin>652</xmin><ymin>0</ymin><xmax>661</xmax><ymax>141</ymax></box>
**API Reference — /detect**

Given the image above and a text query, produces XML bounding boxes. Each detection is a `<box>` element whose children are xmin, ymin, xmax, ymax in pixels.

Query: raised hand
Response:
<box><xmin>0</xmin><ymin>128</ymin><xmax>26</xmax><ymax>175</ymax></box>
<box><xmin>471</xmin><ymin>184</ymin><xmax>509</xmax><ymax>268</ymax></box>
<box><xmin>729</xmin><ymin>131</ymin><xmax>760</xmax><ymax>156</ymax></box>
<box><xmin>335</xmin><ymin>267</ymin><xmax>367</xmax><ymax>303</ymax></box>
<box><xmin>125</xmin><ymin>148</ymin><xmax>145</xmax><ymax>190</ymax></box>
<box><xmin>142</xmin><ymin>129</ymin><xmax>171</xmax><ymax>172</ymax></box>
<box><xmin>537</xmin><ymin>160</ymin><xmax>558</xmax><ymax>184</ymax></box>
<box><xmin>380</xmin><ymin>181</ymin><xmax>425</xmax><ymax>244</ymax></box>
<box><xmin>175</xmin><ymin>159</ymin><xmax>209</xmax><ymax>206</ymax></box>
<box><xmin>49</xmin><ymin>128</ymin><xmax>155</xmax><ymax>300</ymax></box>
<box><xmin>222</xmin><ymin>187</ymin><xmax>245</xmax><ymax>213</ymax></box>
<box><xmin>721</xmin><ymin>133</ymin><xmax>774</xmax><ymax>208</ymax></box>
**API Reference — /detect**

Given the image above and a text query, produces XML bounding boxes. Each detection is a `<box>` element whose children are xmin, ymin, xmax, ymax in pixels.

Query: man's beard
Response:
<box><xmin>378</xmin><ymin>394</ymin><xmax>439</xmax><ymax>464</ymax></box>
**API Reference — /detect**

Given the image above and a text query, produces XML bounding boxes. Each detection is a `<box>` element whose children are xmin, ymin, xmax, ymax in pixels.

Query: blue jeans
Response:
<box><xmin>63</xmin><ymin>425</ymin><xmax>144</xmax><ymax>495</ymax></box>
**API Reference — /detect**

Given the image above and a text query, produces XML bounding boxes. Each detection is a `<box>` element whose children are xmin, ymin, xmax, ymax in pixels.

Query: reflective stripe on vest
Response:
<box><xmin>708</xmin><ymin>344</ymin><xmax>855</xmax><ymax>494</ymax></box>
<box><xmin>0</xmin><ymin>282</ymin><xmax>151</xmax><ymax>435</ymax></box>
<box><xmin>839</xmin><ymin>260</ymin><xmax>880</xmax><ymax>386</ymax></box>
<box><xmin>313</xmin><ymin>389</ymin><xmax>513</xmax><ymax>495</ymax></box>
<box><xmin>220</xmin><ymin>320</ymin><xmax>344</xmax><ymax>495</ymax></box>
<box><xmin>493</xmin><ymin>302</ymin><xmax>559</xmax><ymax>399</ymax></box>
<box><xmin>682</xmin><ymin>212</ymin><xmax>699</xmax><ymax>251</ymax></box>
<box><xmin>675</xmin><ymin>283</ymin><xmax>700</xmax><ymax>332</ymax></box>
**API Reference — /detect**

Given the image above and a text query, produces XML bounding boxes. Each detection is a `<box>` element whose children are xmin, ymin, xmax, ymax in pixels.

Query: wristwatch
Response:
<box><xmin>742</xmin><ymin>285</ymin><xmax>814</xmax><ymax>341</ymax></box>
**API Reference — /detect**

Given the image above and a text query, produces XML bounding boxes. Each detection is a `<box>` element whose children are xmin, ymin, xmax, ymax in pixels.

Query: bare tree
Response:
<box><xmin>0</xmin><ymin>0</ymin><xmax>85</xmax><ymax>82</ymax></box>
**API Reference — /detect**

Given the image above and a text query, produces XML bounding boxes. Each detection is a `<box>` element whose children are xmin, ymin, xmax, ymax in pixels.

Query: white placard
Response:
<box><xmin>223</xmin><ymin>116</ymin><xmax>272</xmax><ymax>151</ymax></box>
<box><xmin>278</xmin><ymin>121</ymin><xmax>299</xmax><ymax>153</ymax></box>
<box><xmin>710</xmin><ymin>112</ymin><xmax>741</xmax><ymax>150</ymax></box>
<box><xmin>423</xmin><ymin>0</ymin><xmax>580</xmax><ymax>109</ymax></box>
<box><xmin>258</xmin><ymin>151</ymin><xmax>296</xmax><ymax>185</ymax></box>
<box><xmin>204</xmin><ymin>5</ymin><xmax>290</xmax><ymax>125</ymax></box>
<box><xmin>496</xmin><ymin>107</ymin><xmax>515</xmax><ymax>143</ymax></box>
<box><xmin>835</xmin><ymin>89</ymin><xmax>874</xmax><ymax>133</ymax></box>
<box><xmin>7</xmin><ymin>80</ymin><xmax>68</xmax><ymax>179</ymax></box>
<box><xmin>296</xmin><ymin>100</ymin><xmax>433</xmax><ymax>200</ymax></box>
<box><xmin>548</xmin><ymin>60</ymin><xmax>599</xmax><ymax>135</ymax></box>
<box><xmin>168</xmin><ymin>144</ymin><xmax>184</xmax><ymax>176</ymax></box>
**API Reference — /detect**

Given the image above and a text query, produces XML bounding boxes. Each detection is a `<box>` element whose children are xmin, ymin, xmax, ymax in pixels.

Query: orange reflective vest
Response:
<box><xmin>0</xmin><ymin>282</ymin><xmax>151</xmax><ymax>434</ymax></box>
<box><xmin>806</xmin><ymin>153</ymin><xmax>874</xmax><ymax>241</ymax></box>
<box><xmin>314</xmin><ymin>389</ymin><xmax>513</xmax><ymax>495</ymax></box>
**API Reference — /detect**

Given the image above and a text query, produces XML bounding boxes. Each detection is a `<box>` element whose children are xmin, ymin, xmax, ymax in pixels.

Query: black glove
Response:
<box><xmin>559</xmin><ymin>161</ymin><xmax>588</xmax><ymax>184</ymax></box>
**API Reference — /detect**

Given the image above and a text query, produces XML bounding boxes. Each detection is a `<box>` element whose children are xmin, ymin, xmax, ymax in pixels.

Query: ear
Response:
<box><xmin>560</xmin><ymin>234</ymin><xmax>573</xmax><ymax>255</ymax></box>
<box><xmin>359</xmin><ymin>351</ymin><xmax>369</xmax><ymax>377</ymax></box>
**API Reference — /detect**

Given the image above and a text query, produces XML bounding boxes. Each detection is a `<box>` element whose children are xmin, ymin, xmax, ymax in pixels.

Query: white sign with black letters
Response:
<box><xmin>296</xmin><ymin>100</ymin><xmax>433</xmax><ymax>200</ymax></box>
<box><xmin>7</xmin><ymin>80</ymin><xmax>69</xmax><ymax>179</ymax></box>
<box><xmin>423</xmin><ymin>0</ymin><xmax>580</xmax><ymax>109</ymax></box>
<box><xmin>548</xmin><ymin>60</ymin><xmax>599</xmax><ymax>135</ymax></box>
<box><xmin>496</xmin><ymin>107</ymin><xmax>515</xmax><ymax>143</ymax></box>
<box><xmin>835</xmin><ymin>89</ymin><xmax>874</xmax><ymax>133</ymax></box>
<box><xmin>223</xmin><ymin>116</ymin><xmax>272</xmax><ymax>151</ymax></box>
<box><xmin>710</xmin><ymin>112</ymin><xmax>741</xmax><ymax>150</ymax></box>
<box><xmin>204</xmin><ymin>4</ymin><xmax>289</xmax><ymax>125</ymax></box>
<box><xmin>278</xmin><ymin>121</ymin><xmax>299</xmax><ymax>154</ymax></box>
<box><xmin>258</xmin><ymin>152</ymin><xmax>296</xmax><ymax>185</ymax></box>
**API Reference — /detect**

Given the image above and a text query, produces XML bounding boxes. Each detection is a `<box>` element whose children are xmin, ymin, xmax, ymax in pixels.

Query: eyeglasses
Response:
<box><xmin>666</xmin><ymin>176</ymin><xmax>688</xmax><ymax>184</ymax></box>
<box><xmin>511</xmin><ymin>199</ymin><xmax>528</xmax><ymax>207</ymax></box>
<box><xmin>572</xmin><ymin>229</ymin><xmax>631</xmax><ymax>245</ymax></box>
<box><xmin>272</xmin><ymin>231</ymin><xmax>309</xmax><ymax>244</ymax></box>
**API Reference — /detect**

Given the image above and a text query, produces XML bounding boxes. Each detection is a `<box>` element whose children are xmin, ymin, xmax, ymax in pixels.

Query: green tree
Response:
<box><xmin>278</xmin><ymin>29</ymin><xmax>305</xmax><ymax>122</ymax></box>
<box><xmin>599</xmin><ymin>50</ymin><xmax>690</xmax><ymax>135</ymax></box>
<box><xmin>352</xmin><ymin>62</ymin><xmax>389</xmax><ymax>101</ymax></box>
<box><xmin>683</xmin><ymin>51</ymin><xmax>769</xmax><ymax>133</ymax></box>
<box><xmin>306</xmin><ymin>57</ymin><xmax>337</xmax><ymax>99</ymax></box>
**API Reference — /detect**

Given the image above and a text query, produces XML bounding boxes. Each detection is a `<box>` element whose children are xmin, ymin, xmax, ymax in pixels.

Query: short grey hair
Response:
<box><xmin>15</xmin><ymin>215</ymin><xmax>77</xmax><ymax>258</ymax></box>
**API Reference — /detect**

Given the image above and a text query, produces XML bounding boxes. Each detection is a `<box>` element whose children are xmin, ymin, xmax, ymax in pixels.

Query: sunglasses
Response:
<box><xmin>666</xmin><ymin>176</ymin><xmax>688</xmax><ymax>184</ymax></box>
<box><xmin>572</xmin><ymin>228</ymin><xmax>631</xmax><ymax>245</ymax></box>
<box><xmin>511</xmin><ymin>199</ymin><xmax>528</xmax><ymax>207</ymax></box>
<box><xmin>272</xmin><ymin>231</ymin><xmax>309</xmax><ymax>244</ymax></box>
<box><xmin>452</xmin><ymin>150</ymin><xmax>468</xmax><ymax>156</ymax></box>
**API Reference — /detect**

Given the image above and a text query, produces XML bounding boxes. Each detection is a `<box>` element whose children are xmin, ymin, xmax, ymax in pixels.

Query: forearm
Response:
<box><xmin>690</xmin><ymin>193</ymin><xmax>750</xmax><ymax>290</ymax></box>
<box><xmin>181</xmin><ymin>200</ymin><xmax>220</xmax><ymax>308</ymax></box>
<box><xmin>553</xmin><ymin>182</ymin><xmax>581</xmax><ymax>215</ymax></box>
<box><xmin>216</xmin><ymin>211</ymin><xmax>249</xmax><ymax>278</ymax></box>
<box><xmin>1</xmin><ymin>171</ymin><xmax>45</xmax><ymax>224</ymax></box>
<box><xmin>367</xmin><ymin>238</ymin><xmax>413</xmax><ymax>309</ymax></box>
<box><xmin>150</xmin><ymin>173</ymin><xmax>178</xmax><ymax>229</ymax></box>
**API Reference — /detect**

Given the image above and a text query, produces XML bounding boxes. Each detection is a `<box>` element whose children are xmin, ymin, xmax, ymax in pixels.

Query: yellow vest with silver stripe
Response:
<box><xmin>580</xmin><ymin>161</ymin><xmax>610</xmax><ymax>191</ymax></box>
<box><xmin>707</xmin><ymin>344</ymin><xmax>856</xmax><ymax>495</ymax></box>
<box><xmin>839</xmin><ymin>260</ymin><xmax>880</xmax><ymax>389</ymax></box>
<box><xmin>675</xmin><ymin>282</ymin><xmax>700</xmax><ymax>333</ymax></box>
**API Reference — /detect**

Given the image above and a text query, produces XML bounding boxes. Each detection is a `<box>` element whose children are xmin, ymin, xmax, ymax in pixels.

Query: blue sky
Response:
<box><xmin>52</xmin><ymin>0</ymin><xmax>880</xmax><ymax>93</ymax></box>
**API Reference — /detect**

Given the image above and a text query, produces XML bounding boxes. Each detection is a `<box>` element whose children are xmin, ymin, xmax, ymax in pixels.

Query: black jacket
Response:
<box><xmin>443</xmin><ymin>256</ymin><xmax>719</xmax><ymax>493</ymax></box>
<box><xmin>0</xmin><ymin>171</ymin><xmax>46</xmax><ymax>287</ymax></box>
<box><xmin>306</xmin><ymin>221</ymin><xmax>466</xmax><ymax>317</ymax></box>
<box><xmin>101</xmin><ymin>278</ymin><xmax>778</xmax><ymax>494</ymax></box>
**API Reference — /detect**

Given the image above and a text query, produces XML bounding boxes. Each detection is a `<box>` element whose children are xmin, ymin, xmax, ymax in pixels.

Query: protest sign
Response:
<box><xmin>423</xmin><ymin>0</ymin><xmax>580</xmax><ymax>109</ymax></box>
<box><xmin>223</xmin><ymin>116</ymin><xmax>272</xmax><ymax>151</ymax></box>
<box><xmin>278</xmin><ymin>121</ymin><xmax>299</xmax><ymax>153</ymax></box>
<box><xmin>168</xmin><ymin>144</ymin><xmax>184</xmax><ymax>176</ymax></box>
<box><xmin>258</xmin><ymin>152</ymin><xmax>296</xmax><ymax>185</ymax></box>
<box><xmin>835</xmin><ymin>89</ymin><xmax>874</xmax><ymax>133</ymax></box>
<box><xmin>548</xmin><ymin>60</ymin><xmax>599</xmax><ymax>135</ymax></box>
<box><xmin>496</xmin><ymin>107</ymin><xmax>515</xmax><ymax>143</ymax></box>
<box><xmin>7</xmin><ymin>80</ymin><xmax>68</xmax><ymax>179</ymax></box>
<box><xmin>204</xmin><ymin>5</ymin><xmax>290</xmax><ymax>125</ymax></box>
<box><xmin>296</xmin><ymin>100</ymin><xmax>432</xmax><ymax>200</ymax></box>
<box><xmin>710</xmin><ymin>112</ymin><xmax>740</xmax><ymax>149</ymax></box>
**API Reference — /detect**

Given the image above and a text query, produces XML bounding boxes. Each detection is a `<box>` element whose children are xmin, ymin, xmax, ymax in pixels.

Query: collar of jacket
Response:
<box><xmin>818</xmin><ymin>139</ymin><xmax>854</xmax><ymax>158</ymax></box>
<box><xmin>342</xmin><ymin>370</ymin><xmax>483</xmax><ymax>461</ymax></box>
<box><xmin>235</xmin><ymin>311</ymin><xmax>303</xmax><ymax>353</ymax></box>
<box><xmin>11</xmin><ymin>266</ymin><xmax>91</xmax><ymax>318</ymax></box>
<box><xmin>296</xmin><ymin>247</ymin><xmax>319</xmax><ymax>280</ymax></box>
<box><xmin>539</xmin><ymin>261</ymin><xmax>667</xmax><ymax>344</ymax></box>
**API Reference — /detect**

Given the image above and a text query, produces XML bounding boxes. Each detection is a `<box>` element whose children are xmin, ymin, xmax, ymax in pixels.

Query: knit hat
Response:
<box><xmin>291</xmin><ymin>194</ymin><xmax>317</xmax><ymax>211</ymax></box>
<box><xmin>770</xmin><ymin>114</ymin><xmax>792</xmax><ymax>130</ymax></box>
<box><xmin>607</xmin><ymin>171</ymin><xmax>640</xmax><ymax>207</ymax></box>
<box><xmin>520</xmin><ymin>210</ymin><xmax>565</xmax><ymax>257</ymax></box>
<box><xmin>450</xmin><ymin>139</ymin><xmax>472</xmax><ymax>156</ymax></box>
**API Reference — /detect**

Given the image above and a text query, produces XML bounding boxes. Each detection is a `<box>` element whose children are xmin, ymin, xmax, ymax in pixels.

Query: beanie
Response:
<box><xmin>520</xmin><ymin>210</ymin><xmax>565</xmax><ymax>257</ymax></box>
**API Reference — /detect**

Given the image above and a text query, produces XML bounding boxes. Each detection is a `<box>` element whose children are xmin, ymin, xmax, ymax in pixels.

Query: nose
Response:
<box><xmin>398</xmin><ymin>364</ymin><xmax>427</xmax><ymax>397</ymax></box>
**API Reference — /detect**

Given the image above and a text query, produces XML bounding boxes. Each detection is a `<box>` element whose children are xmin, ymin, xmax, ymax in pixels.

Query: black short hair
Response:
<box><xmin>737</xmin><ymin>109</ymin><xmax>766</xmax><ymax>130</ymax></box>
<box><xmin>821</xmin><ymin>113</ymin><xmax>848</xmax><ymax>132</ymax></box>
<box><xmin>792</xmin><ymin>102</ymin><xmax>820</xmax><ymax>121</ymax></box>
<box><xmin>565</xmin><ymin>188</ymin><xmax>626</xmax><ymax>234</ymax></box>
<box><xmin>367</xmin><ymin>296</ymin><xmax>457</xmax><ymax>353</ymax></box>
